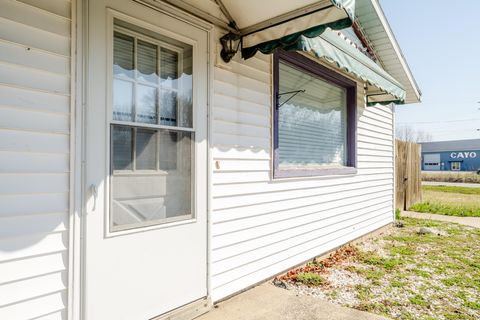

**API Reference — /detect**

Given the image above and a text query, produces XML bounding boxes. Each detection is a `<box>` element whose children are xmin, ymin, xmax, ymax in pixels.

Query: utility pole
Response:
<box><xmin>477</xmin><ymin>102</ymin><xmax>480</xmax><ymax>133</ymax></box>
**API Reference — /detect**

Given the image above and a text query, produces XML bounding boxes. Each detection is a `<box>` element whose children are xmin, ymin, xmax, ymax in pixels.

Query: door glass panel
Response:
<box><xmin>110</xmin><ymin>23</ymin><xmax>195</xmax><ymax>232</ymax></box>
<box><xmin>113</xmin><ymin>79</ymin><xmax>134</xmax><ymax>121</ymax></box>
<box><xmin>178</xmin><ymin>72</ymin><xmax>193</xmax><ymax>128</ymax></box>
<box><xmin>136</xmin><ymin>129</ymin><xmax>157</xmax><ymax>170</ymax></box>
<box><xmin>111</xmin><ymin>125</ymin><xmax>193</xmax><ymax>230</ymax></box>
<box><xmin>160</xmin><ymin>89</ymin><xmax>177</xmax><ymax>126</ymax></box>
<box><xmin>112</xmin><ymin>28</ymin><xmax>192</xmax><ymax>128</ymax></box>
<box><xmin>161</xmin><ymin>48</ymin><xmax>178</xmax><ymax>87</ymax></box>
<box><xmin>137</xmin><ymin>40</ymin><xmax>158</xmax><ymax>83</ymax></box>
<box><xmin>136</xmin><ymin>84</ymin><xmax>157</xmax><ymax>124</ymax></box>
<box><xmin>112</xmin><ymin>126</ymin><xmax>133</xmax><ymax>170</ymax></box>
<box><xmin>113</xmin><ymin>32</ymin><xmax>134</xmax><ymax>79</ymax></box>
<box><xmin>159</xmin><ymin>130</ymin><xmax>178</xmax><ymax>170</ymax></box>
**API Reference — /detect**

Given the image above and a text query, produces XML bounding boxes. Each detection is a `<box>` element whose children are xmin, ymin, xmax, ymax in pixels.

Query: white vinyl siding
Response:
<box><xmin>0</xmin><ymin>1</ymin><xmax>71</xmax><ymax>319</ymax></box>
<box><xmin>210</xmin><ymin>38</ymin><xmax>394</xmax><ymax>301</ymax></box>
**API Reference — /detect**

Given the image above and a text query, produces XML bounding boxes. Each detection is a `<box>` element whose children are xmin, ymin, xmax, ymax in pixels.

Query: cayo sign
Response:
<box><xmin>450</xmin><ymin>152</ymin><xmax>477</xmax><ymax>159</ymax></box>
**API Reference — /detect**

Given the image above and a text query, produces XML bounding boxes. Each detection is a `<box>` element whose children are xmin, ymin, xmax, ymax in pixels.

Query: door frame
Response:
<box><xmin>69</xmin><ymin>0</ymin><xmax>215</xmax><ymax>319</ymax></box>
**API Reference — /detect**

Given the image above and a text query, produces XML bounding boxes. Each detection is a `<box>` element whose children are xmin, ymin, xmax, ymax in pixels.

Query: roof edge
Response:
<box><xmin>369</xmin><ymin>0</ymin><xmax>422</xmax><ymax>103</ymax></box>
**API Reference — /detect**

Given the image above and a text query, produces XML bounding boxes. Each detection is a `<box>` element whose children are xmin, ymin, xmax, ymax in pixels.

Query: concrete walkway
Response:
<box><xmin>402</xmin><ymin>211</ymin><xmax>480</xmax><ymax>228</ymax></box>
<box><xmin>197</xmin><ymin>283</ymin><xmax>389</xmax><ymax>320</ymax></box>
<box><xmin>422</xmin><ymin>181</ymin><xmax>480</xmax><ymax>188</ymax></box>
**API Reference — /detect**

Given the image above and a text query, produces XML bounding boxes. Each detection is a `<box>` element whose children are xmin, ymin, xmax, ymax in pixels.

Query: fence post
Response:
<box><xmin>395</xmin><ymin>140</ymin><xmax>422</xmax><ymax>211</ymax></box>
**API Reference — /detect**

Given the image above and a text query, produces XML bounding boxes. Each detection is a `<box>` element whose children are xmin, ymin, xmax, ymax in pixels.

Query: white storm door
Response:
<box><xmin>83</xmin><ymin>2</ymin><xmax>209</xmax><ymax>319</ymax></box>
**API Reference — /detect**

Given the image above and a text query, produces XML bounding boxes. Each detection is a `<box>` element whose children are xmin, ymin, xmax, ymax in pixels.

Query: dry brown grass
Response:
<box><xmin>422</xmin><ymin>171</ymin><xmax>480</xmax><ymax>184</ymax></box>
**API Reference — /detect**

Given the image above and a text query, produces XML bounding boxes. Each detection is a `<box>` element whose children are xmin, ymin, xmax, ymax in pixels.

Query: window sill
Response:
<box><xmin>112</xmin><ymin>170</ymin><xmax>176</xmax><ymax>176</ymax></box>
<box><xmin>273</xmin><ymin>166</ymin><xmax>357</xmax><ymax>179</ymax></box>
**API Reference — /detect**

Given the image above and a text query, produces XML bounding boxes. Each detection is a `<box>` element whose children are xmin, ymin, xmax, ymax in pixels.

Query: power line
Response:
<box><xmin>432</xmin><ymin>130</ymin><xmax>480</xmax><ymax>136</ymax></box>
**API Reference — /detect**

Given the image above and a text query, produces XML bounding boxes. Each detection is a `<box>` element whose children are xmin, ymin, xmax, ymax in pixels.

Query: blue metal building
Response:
<box><xmin>420</xmin><ymin>139</ymin><xmax>480</xmax><ymax>172</ymax></box>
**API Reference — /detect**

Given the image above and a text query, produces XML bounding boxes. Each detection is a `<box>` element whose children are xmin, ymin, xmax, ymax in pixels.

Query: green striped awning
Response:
<box><xmin>289</xmin><ymin>30</ymin><xmax>406</xmax><ymax>105</ymax></box>
<box><xmin>242</xmin><ymin>0</ymin><xmax>356</xmax><ymax>59</ymax></box>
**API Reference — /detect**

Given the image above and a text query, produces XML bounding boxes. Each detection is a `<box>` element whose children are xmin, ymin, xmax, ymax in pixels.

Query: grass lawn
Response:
<box><xmin>277</xmin><ymin>218</ymin><xmax>480</xmax><ymax>320</ymax></box>
<box><xmin>409</xmin><ymin>186</ymin><xmax>480</xmax><ymax>217</ymax></box>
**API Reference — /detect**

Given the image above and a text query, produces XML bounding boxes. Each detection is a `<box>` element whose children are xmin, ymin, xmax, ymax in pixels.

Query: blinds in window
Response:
<box><xmin>278</xmin><ymin>61</ymin><xmax>347</xmax><ymax>168</ymax></box>
<box><xmin>137</xmin><ymin>40</ymin><xmax>157</xmax><ymax>82</ymax></box>
<box><xmin>113</xmin><ymin>32</ymin><xmax>134</xmax><ymax>77</ymax></box>
<box><xmin>161</xmin><ymin>48</ymin><xmax>178</xmax><ymax>80</ymax></box>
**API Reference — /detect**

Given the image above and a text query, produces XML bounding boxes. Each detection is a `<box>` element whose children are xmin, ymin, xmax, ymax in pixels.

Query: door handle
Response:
<box><xmin>90</xmin><ymin>184</ymin><xmax>98</xmax><ymax>211</ymax></box>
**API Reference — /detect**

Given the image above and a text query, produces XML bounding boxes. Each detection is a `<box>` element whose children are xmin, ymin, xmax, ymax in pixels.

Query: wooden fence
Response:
<box><xmin>395</xmin><ymin>140</ymin><xmax>422</xmax><ymax>210</ymax></box>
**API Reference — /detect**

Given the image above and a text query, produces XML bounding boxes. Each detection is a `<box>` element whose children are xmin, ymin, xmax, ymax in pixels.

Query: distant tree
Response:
<box><xmin>395</xmin><ymin>125</ymin><xmax>432</xmax><ymax>143</ymax></box>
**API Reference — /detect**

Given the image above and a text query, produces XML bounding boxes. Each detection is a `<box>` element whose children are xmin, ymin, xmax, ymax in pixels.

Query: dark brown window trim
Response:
<box><xmin>273</xmin><ymin>50</ymin><xmax>357</xmax><ymax>179</ymax></box>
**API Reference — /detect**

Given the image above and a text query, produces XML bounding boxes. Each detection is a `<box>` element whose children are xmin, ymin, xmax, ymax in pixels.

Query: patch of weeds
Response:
<box><xmin>358</xmin><ymin>253</ymin><xmax>383</xmax><ymax>265</ymax></box>
<box><xmin>358</xmin><ymin>267</ymin><xmax>385</xmax><ymax>283</ymax></box>
<box><xmin>457</xmin><ymin>258</ymin><xmax>480</xmax><ymax>270</ymax></box>
<box><xmin>356</xmin><ymin>302</ymin><xmax>389</xmax><ymax>315</ymax></box>
<box><xmin>413</xmin><ymin>269</ymin><xmax>431</xmax><ymax>278</ymax></box>
<box><xmin>464</xmin><ymin>301</ymin><xmax>480</xmax><ymax>310</ymax></box>
<box><xmin>328</xmin><ymin>290</ymin><xmax>339</xmax><ymax>300</ymax></box>
<box><xmin>295</xmin><ymin>272</ymin><xmax>325</xmax><ymax>286</ymax></box>
<box><xmin>306</xmin><ymin>257</ymin><xmax>324</xmax><ymax>268</ymax></box>
<box><xmin>442</xmin><ymin>276</ymin><xmax>464</xmax><ymax>287</ymax></box>
<box><xmin>390</xmin><ymin>279</ymin><xmax>406</xmax><ymax>288</ymax></box>
<box><xmin>386</xmin><ymin>234</ymin><xmax>434</xmax><ymax>245</ymax></box>
<box><xmin>446</xmin><ymin>227</ymin><xmax>465</xmax><ymax>236</ymax></box>
<box><xmin>344</xmin><ymin>265</ymin><xmax>357</xmax><ymax>273</ymax></box>
<box><xmin>358</xmin><ymin>253</ymin><xmax>402</xmax><ymax>270</ymax></box>
<box><xmin>456</xmin><ymin>290</ymin><xmax>468</xmax><ymax>300</ymax></box>
<box><xmin>395</xmin><ymin>208</ymin><xmax>402</xmax><ymax>220</ymax></box>
<box><xmin>473</xmin><ymin>277</ymin><xmax>480</xmax><ymax>289</ymax></box>
<box><xmin>390</xmin><ymin>245</ymin><xmax>416</xmax><ymax>256</ymax></box>
<box><xmin>383</xmin><ymin>258</ymin><xmax>403</xmax><ymax>270</ymax></box>
<box><xmin>403</xmin><ymin>217</ymin><xmax>444</xmax><ymax>228</ymax></box>
<box><xmin>443</xmin><ymin>262</ymin><xmax>464</xmax><ymax>270</ymax></box>
<box><xmin>444</xmin><ymin>311</ymin><xmax>476</xmax><ymax>320</ymax></box>
<box><xmin>355</xmin><ymin>284</ymin><xmax>373</xmax><ymax>301</ymax></box>
<box><xmin>409</xmin><ymin>293</ymin><xmax>429</xmax><ymax>306</ymax></box>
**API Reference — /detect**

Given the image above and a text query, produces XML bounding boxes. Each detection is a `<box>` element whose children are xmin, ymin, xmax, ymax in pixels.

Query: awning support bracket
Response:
<box><xmin>277</xmin><ymin>89</ymin><xmax>306</xmax><ymax>108</ymax></box>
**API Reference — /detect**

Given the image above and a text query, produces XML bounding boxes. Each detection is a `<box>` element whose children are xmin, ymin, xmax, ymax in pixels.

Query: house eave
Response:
<box><xmin>356</xmin><ymin>0</ymin><xmax>421</xmax><ymax>104</ymax></box>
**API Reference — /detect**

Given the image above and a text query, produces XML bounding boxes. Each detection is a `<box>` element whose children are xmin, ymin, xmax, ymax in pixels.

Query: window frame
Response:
<box><xmin>451</xmin><ymin>161</ymin><xmax>461</xmax><ymax>171</ymax></box>
<box><xmin>108</xmin><ymin>20</ymin><xmax>196</xmax><ymax>233</ymax></box>
<box><xmin>110</xmin><ymin>124</ymin><xmax>192</xmax><ymax>175</ymax></box>
<box><xmin>112</xmin><ymin>25</ymin><xmax>187</xmax><ymax>127</ymax></box>
<box><xmin>273</xmin><ymin>50</ymin><xmax>357</xmax><ymax>179</ymax></box>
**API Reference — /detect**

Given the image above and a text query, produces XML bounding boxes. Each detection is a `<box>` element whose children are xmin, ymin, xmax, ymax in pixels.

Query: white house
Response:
<box><xmin>0</xmin><ymin>0</ymin><xmax>421</xmax><ymax>319</ymax></box>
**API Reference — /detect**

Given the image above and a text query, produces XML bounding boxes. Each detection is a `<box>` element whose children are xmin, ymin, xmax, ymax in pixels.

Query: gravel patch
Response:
<box><xmin>274</xmin><ymin>218</ymin><xmax>480</xmax><ymax>320</ymax></box>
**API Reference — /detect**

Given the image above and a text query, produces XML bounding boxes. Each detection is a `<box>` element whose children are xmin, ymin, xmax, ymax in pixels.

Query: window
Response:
<box><xmin>110</xmin><ymin>22</ymin><xmax>194</xmax><ymax>231</ymax></box>
<box><xmin>451</xmin><ymin>162</ymin><xmax>461</xmax><ymax>171</ymax></box>
<box><xmin>273</xmin><ymin>50</ymin><xmax>356</xmax><ymax>178</ymax></box>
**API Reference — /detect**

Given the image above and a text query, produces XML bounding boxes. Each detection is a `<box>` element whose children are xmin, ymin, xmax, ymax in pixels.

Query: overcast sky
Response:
<box><xmin>380</xmin><ymin>0</ymin><xmax>480</xmax><ymax>141</ymax></box>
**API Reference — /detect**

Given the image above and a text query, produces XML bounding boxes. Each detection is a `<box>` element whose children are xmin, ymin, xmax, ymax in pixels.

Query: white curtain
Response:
<box><xmin>278</xmin><ymin>61</ymin><xmax>347</xmax><ymax>168</ymax></box>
